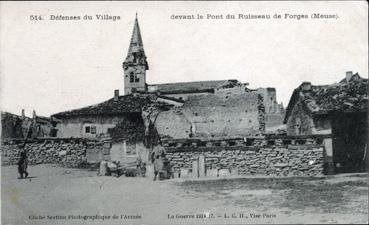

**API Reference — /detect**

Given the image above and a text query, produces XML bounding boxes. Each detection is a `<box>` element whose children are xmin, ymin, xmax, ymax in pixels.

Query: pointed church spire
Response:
<box><xmin>127</xmin><ymin>14</ymin><xmax>145</xmax><ymax>56</ymax></box>
<box><xmin>123</xmin><ymin>14</ymin><xmax>149</xmax><ymax>95</ymax></box>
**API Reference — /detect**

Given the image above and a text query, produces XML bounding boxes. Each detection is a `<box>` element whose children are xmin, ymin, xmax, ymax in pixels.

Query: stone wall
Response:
<box><xmin>164</xmin><ymin>136</ymin><xmax>327</xmax><ymax>177</ymax></box>
<box><xmin>1</xmin><ymin>138</ymin><xmax>103</xmax><ymax>168</ymax></box>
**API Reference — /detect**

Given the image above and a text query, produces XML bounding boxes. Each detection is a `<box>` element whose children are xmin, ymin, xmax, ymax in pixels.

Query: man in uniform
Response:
<box><xmin>18</xmin><ymin>151</ymin><xmax>29</xmax><ymax>179</ymax></box>
<box><xmin>152</xmin><ymin>145</ymin><xmax>167</xmax><ymax>181</ymax></box>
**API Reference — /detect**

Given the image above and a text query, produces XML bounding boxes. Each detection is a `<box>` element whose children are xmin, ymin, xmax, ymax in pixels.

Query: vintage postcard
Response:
<box><xmin>1</xmin><ymin>1</ymin><xmax>368</xmax><ymax>225</ymax></box>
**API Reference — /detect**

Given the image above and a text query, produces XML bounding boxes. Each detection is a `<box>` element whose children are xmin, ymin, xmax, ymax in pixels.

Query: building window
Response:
<box><xmin>130</xmin><ymin>72</ymin><xmax>134</xmax><ymax>83</ymax></box>
<box><xmin>50</xmin><ymin>128</ymin><xmax>58</xmax><ymax>137</ymax></box>
<box><xmin>129</xmin><ymin>72</ymin><xmax>140</xmax><ymax>83</ymax></box>
<box><xmin>85</xmin><ymin>125</ymin><xmax>97</xmax><ymax>134</ymax></box>
<box><xmin>91</xmin><ymin>126</ymin><xmax>96</xmax><ymax>134</ymax></box>
<box><xmin>126</xmin><ymin>144</ymin><xmax>137</xmax><ymax>155</ymax></box>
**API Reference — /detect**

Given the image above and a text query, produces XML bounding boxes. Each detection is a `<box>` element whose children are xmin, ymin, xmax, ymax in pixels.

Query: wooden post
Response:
<box><xmin>198</xmin><ymin>155</ymin><xmax>206</xmax><ymax>177</ymax></box>
<box><xmin>122</xmin><ymin>140</ymin><xmax>127</xmax><ymax>165</ymax></box>
<box><xmin>99</xmin><ymin>161</ymin><xmax>107</xmax><ymax>176</ymax></box>
<box><xmin>324</xmin><ymin>138</ymin><xmax>335</xmax><ymax>175</ymax></box>
<box><xmin>192</xmin><ymin>159</ymin><xmax>199</xmax><ymax>178</ymax></box>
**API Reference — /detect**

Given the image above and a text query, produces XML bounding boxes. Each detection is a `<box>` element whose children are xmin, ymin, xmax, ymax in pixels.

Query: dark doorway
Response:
<box><xmin>332</xmin><ymin>112</ymin><xmax>368</xmax><ymax>173</ymax></box>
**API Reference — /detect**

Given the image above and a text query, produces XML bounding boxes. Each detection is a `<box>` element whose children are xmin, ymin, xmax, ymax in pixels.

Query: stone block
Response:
<box><xmin>275</xmin><ymin>163</ymin><xmax>289</xmax><ymax>168</ymax></box>
<box><xmin>173</xmin><ymin>171</ymin><xmax>180</xmax><ymax>178</ymax></box>
<box><xmin>206</xmin><ymin>169</ymin><xmax>218</xmax><ymax>177</ymax></box>
<box><xmin>180</xmin><ymin>168</ymin><xmax>190</xmax><ymax>178</ymax></box>
<box><xmin>58</xmin><ymin>150</ymin><xmax>67</xmax><ymax>156</ymax></box>
<box><xmin>218</xmin><ymin>169</ymin><xmax>231</xmax><ymax>177</ymax></box>
<box><xmin>205</xmin><ymin>142</ymin><xmax>213</xmax><ymax>147</ymax></box>
<box><xmin>230</xmin><ymin>168</ymin><xmax>239</xmax><ymax>176</ymax></box>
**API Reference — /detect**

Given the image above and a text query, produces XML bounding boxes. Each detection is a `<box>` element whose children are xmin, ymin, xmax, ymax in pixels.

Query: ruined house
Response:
<box><xmin>154</xmin><ymin>89</ymin><xmax>266</xmax><ymax>139</ymax></box>
<box><xmin>1</xmin><ymin>110</ymin><xmax>57</xmax><ymax>140</ymax></box>
<box><xmin>52</xmin><ymin>15</ymin><xmax>285</xmax><ymax>141</ymax></box>
<box><xmin>252</xmin><ymin>87</ymin><xmax>285</xmax><ymax>133</ymax></box>
<box><xmin>284</xmin><ymin>72</ymin><xmax>368</xmax><ymax>173</ymax></box>
<box><xmin>50</xmin><ymin>15</ymin><xmax>285</xmax><ymax>166</ymax></box>
<box><xmin>145</xmin><ymin>81</ymin><xmax>284</xmax><ymax>139</ymax></box>
<box><xmin>1</xmin><ymin>112</ymin><xmax>25</xmax><ymax>139</ymax></box>
<box><xmin>122</xmin><ymin>16</ymin><xmax>285</xmax><ymax>139</ymax></box>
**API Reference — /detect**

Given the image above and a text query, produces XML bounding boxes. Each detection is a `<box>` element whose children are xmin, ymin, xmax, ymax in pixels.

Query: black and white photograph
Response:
<box><xmin>0</xmin><ymin>1</ymin><xmax>368</xmax><ymax>224</ymax></box>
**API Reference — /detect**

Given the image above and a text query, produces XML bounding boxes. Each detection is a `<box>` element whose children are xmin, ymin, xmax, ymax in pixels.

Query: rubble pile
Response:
<box><xmin>306</xmin><ymin>76</ymin><xmax>368</xmax><ymax>114</ymax></box>
<box><xmin>1</xmin><ymin>139</ymin><xmax>103</xmax><ymax>168</ymax></box>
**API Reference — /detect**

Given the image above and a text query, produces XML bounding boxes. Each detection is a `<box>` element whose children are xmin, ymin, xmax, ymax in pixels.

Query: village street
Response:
<box><xmin>1</xmin><ymin>164</ymin><xmax>368</xmax><ymax>225</ymax></box>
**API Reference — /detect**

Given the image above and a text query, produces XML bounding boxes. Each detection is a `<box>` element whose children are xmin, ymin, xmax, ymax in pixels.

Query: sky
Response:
<box><xmin>0</xmin><ymin>1</ymin><xmax>368</xmax><ymax>117</ymax></box>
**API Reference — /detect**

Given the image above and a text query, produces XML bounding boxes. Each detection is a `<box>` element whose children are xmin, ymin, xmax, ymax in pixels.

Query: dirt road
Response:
<box><xmin>1</xmin><ymin>164</ymin><xmax>368</xmax><ymax>225</ymax></box>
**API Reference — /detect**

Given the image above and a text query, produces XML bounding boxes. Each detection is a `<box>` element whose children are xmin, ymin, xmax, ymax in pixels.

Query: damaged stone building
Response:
<box><xmin>122</xmin><ymin>16</ymin><xmax>285</xmax><ymax>140</ymax></box>
<box><xmin>53</xmin><ymin>16</ymin><xmax>284</xmax><ymax>140</ymax></box>
<box><xmin>284</xmin><ymin>72</ymin><xmax>368</xmax><ymax>173</ymax></box>
<box><xmin>47</xmin><ymin>15</ymin><xmax>285</xmax><ymax>167</ymax></box>
<box><xmin>1</xmin><ymin>110</ymin><xmax>57</xmax><ymax>140</ymax></box>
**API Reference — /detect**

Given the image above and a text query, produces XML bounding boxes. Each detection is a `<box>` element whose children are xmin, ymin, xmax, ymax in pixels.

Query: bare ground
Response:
<box><xmin>1</xmin><ymin>164</ymin><xmax>368</xmax><ymax>225</ymax></box>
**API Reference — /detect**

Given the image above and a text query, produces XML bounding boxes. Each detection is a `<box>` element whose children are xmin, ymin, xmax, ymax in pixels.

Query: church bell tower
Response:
<box><xmin>123</xmin><ymin>14</ymin><xmax>149</xmax><ymax>95</ymax></box>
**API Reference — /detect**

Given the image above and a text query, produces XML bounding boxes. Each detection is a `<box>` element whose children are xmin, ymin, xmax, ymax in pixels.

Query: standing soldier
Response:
<box><xmin>18</xmin><ymin>151</ymin><xmax>29</xmax><ymax>179</ymax></box>
<box><xmin>152</xmin><ymin>145</ymin><xmax>167</xmax><ymax>181</ymax></box>
<box><xmin>136</xmin><ymin>156</ymin><xmax>147</xmax><ymax>177</ymax></box>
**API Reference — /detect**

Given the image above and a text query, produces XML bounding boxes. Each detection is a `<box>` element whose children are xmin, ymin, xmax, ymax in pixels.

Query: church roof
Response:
<box><xmin>148</xmin><ymin>79</ymin><xmax>241</xmax><ymax>94</ymax></box>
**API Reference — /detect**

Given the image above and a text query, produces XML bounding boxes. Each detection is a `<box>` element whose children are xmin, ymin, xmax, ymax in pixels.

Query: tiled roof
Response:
<box><xmin>284</xmin><ymin>74</ymin><xmax>368</xmax><ymax>122</ymax></box>
<box><xmin>52</xmin><ymin>95</ymin><xmax>151</xmax><ymax>118</ymax></box>
<box><xmin>148</xmin><ymin>79</ymin><xmax>241</xmax><ymax>94</ymax></box>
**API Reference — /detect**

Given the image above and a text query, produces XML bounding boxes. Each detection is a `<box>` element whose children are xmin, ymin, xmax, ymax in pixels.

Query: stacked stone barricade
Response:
<box><xmin>1</xmin><ymin>136</ymin><xmax>329</xmax><ymax>176</ymax></box>
<box><xmin>164</xmin><ymin>135</ymin><xmax>328</xmax><ymax>177</ymax></box>
<box><xmin>1</xmin><ymin>138</ymin><xmax>103</xmax><ymax>168</ymax></box>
